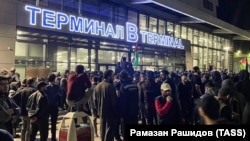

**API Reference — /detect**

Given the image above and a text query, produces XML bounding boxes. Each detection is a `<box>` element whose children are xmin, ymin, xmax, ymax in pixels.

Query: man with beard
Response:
<box><xmin>0</xmin><ymin>75</ymin><xmax>20</xmax><ymax>135</ymax></box>
<box><xmin>94</xmin><ymin>70</ymin><xmax>118</xmax><ymax>141</ymax></box>
<box><xmin>160</xmin><ymin>70</ymin><xmax>176</xmax><ymax>98</ymax></box>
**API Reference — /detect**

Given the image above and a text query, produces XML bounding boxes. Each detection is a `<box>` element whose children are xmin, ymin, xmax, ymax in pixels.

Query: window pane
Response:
<box><xmin>27</xmin><ymin>44</ymin><xmax>45</xmax><ymax>69</ymax></box>
<box><xmin>158</xmin><ymin>20</ymin><xmax>166</xmax><ymax>34</ymax></box>
<box><xmin>98</xmin><ymin>50</ymin><xmax>127</xmax><ymax>64</ymax></box>
<box><xmin>56</xmin><ymin>46</ymin><xmax>68</xmax><ymax>62</ymax></box>
<box><xmin>181</xmin><ymin>26</ymin><xmax>187</xmax><ymax>39</ymax></box>
<box><xmin>167</xmin><ymin>22</ymin><xmax>174</xmax><ymax>36</ymax></box>
<box><xmin>187</xmin><ymin>28</ymin><xmax>193</xmax><ymax>43</ymax></box>
<box><xmin>100</xmin><ymin>3</ymin><xmax>112</xmax><ymax>18</ymax></box>
<box><xmin>15</xmin><ymin>42</ymin><xmax>27</xmax><ymax>57</ymax></box>
<box><xmin>128</xmin><ymin>10</ymin><xmax>137</xmax><ymax>24</ymax></box>
<box><xmin>199</xmin><ymin>48</ymin><xmax>204</xmax><ymax>69</ymax></box>
<box><xmin>70</xmin><ymin>63</ymin><xmax>88</xmax><ymax>72</ymax></box>
<box><xmin>193</xmin><ymin>47</ymin><xmax>198</xmax><ymax>59</ymax></box>
<box><xmin>149</xmin><ymin>17</ymin><xmax>157</xmax><ymax>32</ymax></box>
<box><xmin>71</xmin><ymin>48</ymin><xmax>88</xmax><ymax>63</ymax></box>
<box><xmin>208</xmin><ymin>34</ymin><xmax>213</xmax><ymax>47</ymax></box>
<box><xmin>82</xmin><ymin>0</ymin><xmax>99</xmax><ymax>15</ymax></box>
<box><xmin>115</xmin><ymin>6</ymin><xmax>127</xmax><ymax>24</ymax></box>
<box><xmin>174</xmin><ymin>24</ymin><xmax>180</xmax><ymax>38</ymax></box>
<box><xmin>140</xmin><ymin>14</ymin><xmax>147</xmax><ymax>31</ymax></box>
<box><xmin>193</xmin><ymin>30</ymin><xmax>199</xmax><ymax>44</ymax></box>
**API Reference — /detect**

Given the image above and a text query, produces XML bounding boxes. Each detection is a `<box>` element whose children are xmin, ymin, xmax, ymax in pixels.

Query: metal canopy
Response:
<box><xmin>130</xmin><ymin>0</ymin><xmax>250</xmax><ymax>41</ymax></box>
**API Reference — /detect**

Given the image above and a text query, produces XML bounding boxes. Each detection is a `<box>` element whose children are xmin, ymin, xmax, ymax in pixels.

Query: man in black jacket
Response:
<box><xmin>119</xmin><ymin>70</ymin><xmax>139</xmax><ymax>140</ymax></box>
<box><xmin>12</xmin><ymin>77</ymin><xmax>36</xmax><ymax>141</ymax></box>
<box><xmin>0</xmin><ymin>75</ymin><xmax>20</xmax><ymax>135</ymax></box>
<box><xmin>27</xmin><ymin>81</ymin><xmax>49</xmax><ymax>141</ymax></box>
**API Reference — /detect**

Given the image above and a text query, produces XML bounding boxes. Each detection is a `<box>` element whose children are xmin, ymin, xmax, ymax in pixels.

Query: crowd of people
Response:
<box><xmin>0</xmin><ymin>61</ymin><xmax>250</xmax><ymax>141</ymax></box>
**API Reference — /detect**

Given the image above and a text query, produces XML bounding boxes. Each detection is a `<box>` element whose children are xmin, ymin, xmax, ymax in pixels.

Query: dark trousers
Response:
<box><xmin>114</xmin><ymin>119</ymin><xmax>122</xmax><ymax>140</ymax></box>
<box><xmin>138</xmin><ymin>105</ymin><xmax>146</xmax><ymax>125</ymax></box>
<box><xmin>49</xmin><ymin>106</ymin><xmax>58</xmax><ymax>140</ymax></box>
<box><xmin>145</xmin><ymin>106</ymin><xmax>158</xmax><ymax>125</ymax></box>
<box><xmin>100</xmin><ymin>117</ymin><xmax>116</xmax><ymax>141</ymax></box>
<box><xmin>29</xmin><ymin>118</ymin><xmax>48</xmax><ymax>141</ymax></box>
<box><xmin>121</xmin><ymin>115</ymin><xmax>138</xmax><ymax>141</ymax></box>
<box><xmin>21</xmin><ymin>116</ymin><xmax>30</xmax><ymax>141</ymax></box>
<box><xmin>61</xmin><ymin>90</ymin><xmax>68</xmax><ymax>110</ymax></box>
<box><xmin>180</xmin><ymin>100</ymin><xmax>193</xmax><ymax>124</ymax></box>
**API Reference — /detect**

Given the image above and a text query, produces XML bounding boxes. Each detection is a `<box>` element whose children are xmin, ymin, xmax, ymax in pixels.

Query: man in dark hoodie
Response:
<box><xmin>141</xmin><ymin>71</ymin><xmax>161</xmax><ymax>125</ymax></box>
<box><xmin>235</xmin><ymin>70</ymin><xmax>250</xmax><ymax>102</ymax></box>
<box><xmin>210</xmin><ymin>71</ymin><xmax>222</xmax><ymax>96</ymax></box>
<box><xmin>221</xmin><ymin>79</ymin><xmax>246</xmax><ymax>124</ymax></box>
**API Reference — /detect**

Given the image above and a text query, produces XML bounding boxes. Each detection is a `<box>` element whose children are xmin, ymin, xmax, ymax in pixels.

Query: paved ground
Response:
<box><xmin>14</xmin><ymin>110</ymin><xmax>102</xmax><ymax>141</ymax></box>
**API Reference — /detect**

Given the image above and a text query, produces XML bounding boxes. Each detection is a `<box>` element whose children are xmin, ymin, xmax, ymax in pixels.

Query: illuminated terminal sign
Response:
<box><xmin>25</xmin><ymin>5</ymin><xmax>184</xmax><ymax>49</ymax></box>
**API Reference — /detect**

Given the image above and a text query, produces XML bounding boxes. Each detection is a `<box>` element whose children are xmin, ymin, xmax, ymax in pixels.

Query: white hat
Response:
<box><xmin>161</xmin><ymin>83</ymin><xmax>171</xmax><ymax>91</ymax></box>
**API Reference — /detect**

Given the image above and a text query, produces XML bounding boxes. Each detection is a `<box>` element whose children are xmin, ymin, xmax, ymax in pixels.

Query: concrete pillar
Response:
<box><xmin>0</xmin><ymin>0</ymin><xmax>16</xmax><ymax>70</ymax></box>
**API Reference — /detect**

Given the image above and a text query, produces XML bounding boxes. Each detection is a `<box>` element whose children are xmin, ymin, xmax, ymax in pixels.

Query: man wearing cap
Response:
<box><xmin>26</xmin><ymin>81</ymin><xmax>49</xmax><ymax>141</ymax></box>
<box><xmin>155</xmin><ymin>83</ymin><xmax>182</xmax><ymax>125</ymax></box>
<box><xmin>160</xmin><ymin>70</ymin><xmax>176</xmax><ymax>98</ymax></box>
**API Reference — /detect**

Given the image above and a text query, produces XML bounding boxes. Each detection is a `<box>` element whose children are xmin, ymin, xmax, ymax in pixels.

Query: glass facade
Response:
<box><xmin>15</xmin><ymin>0</ymin><xmax>233</xmax><ymax>78</ymax></box>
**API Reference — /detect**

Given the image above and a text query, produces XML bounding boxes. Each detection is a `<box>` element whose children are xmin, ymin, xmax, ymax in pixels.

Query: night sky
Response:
<box><xmin>217</xmin><ymin>0</ymin><xmax>250</xmax><ymax>29</ymax></box>
<box><xmin>217</xmin><ymin>0</ymin><xmax>250</xmax><ymax>52</ymax></box>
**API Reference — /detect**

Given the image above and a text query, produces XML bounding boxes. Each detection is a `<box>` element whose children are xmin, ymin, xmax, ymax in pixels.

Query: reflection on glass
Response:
<box><xmin>193</xmin><ymin>60</ymin><xmax>198</xmax><ymax>68</ymax></box>
<box><xmin>27</xmin><ymin>61</ymin><xmax>44</xmax><ymax>68</ymax></box>
<box><xmin>56</xmin><ymin>63</ymin><xmax>68</xmax><ymax>73</ymax></box>
<box><xmin>167</xmin><ymin>22</ymin><xmax>174</xmax><ymax>36</ymax></box>
<box><xmin>128</xmin><ymin>10</ymin><xmax>137</xmax><ymax>24</ymax></box>
<box><xmin>115</xmin><ymin>6</ymin><xmax>126</xmax><ymax>24</ymax></box>
<box><xmin>15</xmin><ymin>42</ymin><xmax>27</xmax><ymax>57</ymax></box>
<box><xmin>140</xmin><ymin>14</ymin><xmax>147</xmax><ymax>31</ymax></box>
<box><xmin>70</xmin><ymin>63</ymin><xmax>88</xmax><ymax>72</ymax></box>
<box><xmin>199</xmin><ymin>48</ymin><xmax>204</xmax><ymax>69</ymax></box>
<box><xmin>193</xmin><ymin>47</ymin><xmax>198</xmax><ymax>59</ymax></box>
<box><xmin>175</xmin><ymin>24</ymin><xmax>180</xmax><ymax>38</ymax></box>
<box><xmin>181</xmin><ymin>26</ymin><xmax>187</xmax><ymax>39</ymax></box>
<box><xmin>158</xmin><ymin>20</ymin><xmax>166</xmax><ymax>34</ymax></box>
<box><xmin>149</xmin><ymin>17</ymin><xmax>157</xmax><ymax>32</ymax></box>
<box><xmin>56</xmin><ymin>46</ymin><xmax>68</xmax><ymax>62</ymax></box>
<box><xmin>71</xmin><ymin>48</ymin><xmax>88</xmax><ymax>63</ymax></box>
<box><xmin>90</xmin><ymin>64</ymin><xmax>96</xmax><ymax>71</ymax></box>
<box><xmin>187</xmin><ymin>28</ymin><xmax>193</xmax><ymax>42</ymax></box>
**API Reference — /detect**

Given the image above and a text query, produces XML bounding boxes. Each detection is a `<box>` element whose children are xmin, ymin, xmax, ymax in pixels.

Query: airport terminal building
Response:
<box><xmin>1</xmin><ymin>0</ymin><xmax>250</xmax><ymax>78</ymax></box>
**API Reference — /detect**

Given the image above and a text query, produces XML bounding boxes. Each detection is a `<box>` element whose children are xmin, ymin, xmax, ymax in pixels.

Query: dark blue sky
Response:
<box><xmin>217</xmin><ymin>0</ymin><xmax>250</xmax><ymax>29</ymax></box>
<box><xmin>217</xmin><ymin>0</ymin><xmax>250</xmax><ymax>52</ymax></box>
